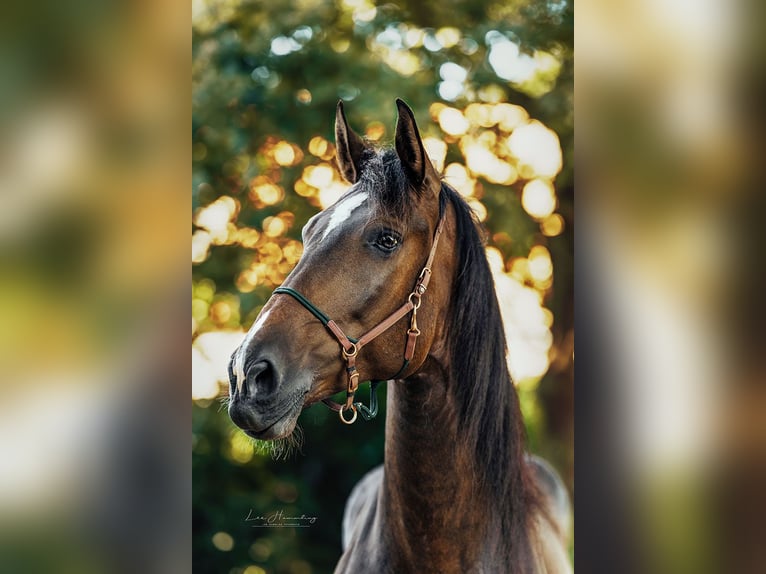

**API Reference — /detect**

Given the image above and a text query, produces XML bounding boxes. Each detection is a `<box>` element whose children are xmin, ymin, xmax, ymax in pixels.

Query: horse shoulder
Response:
<box><xmin>335</xmin><ymin>464</ymin><xmax>391</xmax><ymax>573</ymax></box>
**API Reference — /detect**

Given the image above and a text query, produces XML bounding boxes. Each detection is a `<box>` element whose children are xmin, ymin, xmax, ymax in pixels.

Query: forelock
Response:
<box><xmin>356</xmin><ymin>148</ymin><xmax>414</xmax><ymax>221</ymax></box>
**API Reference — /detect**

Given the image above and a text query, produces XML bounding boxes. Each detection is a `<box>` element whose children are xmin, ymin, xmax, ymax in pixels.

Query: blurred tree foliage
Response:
<box><xmin>193</xmin><ymin>0</ymin><xmax>572</xmax><ymax>572</ymax></box>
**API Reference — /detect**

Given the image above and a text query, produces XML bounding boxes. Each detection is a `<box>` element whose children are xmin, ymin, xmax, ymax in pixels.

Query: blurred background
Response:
<box><xmin>0</xmin><ymin>1</ymin><xmax>188</xmax><ymax>573</ymax></box>
<box><xmin>577</xmin><ymin>0</ymin><xmax>766</xmax><ymax>572</ymax></box>
<box><xmin>192</xmin><ymin>1</ymin><xmax>573</xmax><ymax>572</ymax></box>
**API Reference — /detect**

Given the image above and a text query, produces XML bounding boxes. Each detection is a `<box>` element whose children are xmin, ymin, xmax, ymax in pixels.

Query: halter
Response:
<box><xmin>273</xmin><ymin>214</ymin><xmax>446</xmax><ymax>425</ymax></box>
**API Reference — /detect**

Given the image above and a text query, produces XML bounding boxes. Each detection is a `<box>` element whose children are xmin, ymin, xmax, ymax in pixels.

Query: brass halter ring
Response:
<box><xmin>342</xmin><ymin>342</ymin><xmax>359</xmax><ymax>359</ymax></box>
<box><xmin>339</xmin><ymin>404</ymin><xmax>358</xmax><ymax>424</ymax></box>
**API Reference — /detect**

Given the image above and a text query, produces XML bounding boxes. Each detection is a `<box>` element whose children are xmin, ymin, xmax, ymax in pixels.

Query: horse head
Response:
<box><xmin>228</xmin><ymin>99</ymin><xmax>453</xmax><ymax>439</ymax></box>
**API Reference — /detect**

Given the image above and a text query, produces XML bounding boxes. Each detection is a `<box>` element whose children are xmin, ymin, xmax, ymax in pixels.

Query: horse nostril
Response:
<box><xmin>244</xmin><ymin>360</ymin><xmax>278</xmax><ymax>397</ymax></box>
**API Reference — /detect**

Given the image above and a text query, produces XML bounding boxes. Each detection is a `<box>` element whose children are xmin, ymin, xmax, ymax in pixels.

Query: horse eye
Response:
<box><xmin>375</xmin><ymin>232</ymin><xmax>400</xmax><ymax>252</ymax></box>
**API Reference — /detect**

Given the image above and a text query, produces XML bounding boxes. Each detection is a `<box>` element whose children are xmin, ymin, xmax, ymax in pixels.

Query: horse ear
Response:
<box><xmin>335</xmin><ymin>100</ymin><xmax>369</xmax><ymax>184</ymax></box>
<box><xmin>395</xmin><ymin>98</ymin><xmax>438</xmax><ymax>191</ymax></box>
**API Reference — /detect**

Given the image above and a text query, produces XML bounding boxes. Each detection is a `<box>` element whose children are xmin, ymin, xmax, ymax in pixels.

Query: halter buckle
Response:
<box><xmin>347</xmin><ymin>371</ymin><xmax>360</xmax><ymax>393</ymax></box>
<box><xmin>416</xmin><ymin>267</ymin><xmax>431</xmax><ymax>290</ymax></box>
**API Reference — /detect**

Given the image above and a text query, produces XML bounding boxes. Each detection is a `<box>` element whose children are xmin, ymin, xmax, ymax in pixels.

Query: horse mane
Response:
<box><xmin>366</xmin><ymin>149</ymin><xmax>538</xmax><ymax>572</ymax></box>
<box><xmin>441</xmin><ymin>181</ymin><xmax>538</xmax><ymax>571</ymax></box>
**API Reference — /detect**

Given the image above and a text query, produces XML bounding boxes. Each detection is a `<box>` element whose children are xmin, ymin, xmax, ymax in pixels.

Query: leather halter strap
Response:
<box><xmin>273</xmin><ymin>214</ymin><xmax>446</xmax><ymax>424</ymax></box>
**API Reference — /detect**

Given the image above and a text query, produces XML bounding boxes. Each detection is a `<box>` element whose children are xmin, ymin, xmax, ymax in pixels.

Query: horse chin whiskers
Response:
<box><xmin>249</xmin><ymin>423</ymin><xmax>305</xmax><ymax>460</ymax></box>
<box><xmin>217</xmin><ymin>394</ymin><xmax>232</xmax><ymax>412</ymax></box>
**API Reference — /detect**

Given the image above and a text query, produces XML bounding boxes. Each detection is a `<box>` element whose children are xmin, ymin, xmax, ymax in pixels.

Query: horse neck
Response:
<box><xmin>380</xmin><ymin>357</ymin><xmax>493</xmax><ymax>570</ymax></box>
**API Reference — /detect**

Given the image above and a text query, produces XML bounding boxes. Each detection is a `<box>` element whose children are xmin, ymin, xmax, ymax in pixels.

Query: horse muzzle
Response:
<box><xmin>227</xmin><ymin>353</ymin><xmax>307</xmax><ymax>440</ymax></box>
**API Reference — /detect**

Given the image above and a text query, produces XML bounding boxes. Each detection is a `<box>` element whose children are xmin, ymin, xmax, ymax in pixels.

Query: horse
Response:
<box><xmin>228</xmin><ymin>99</ymin><xmax>572</xmax><ymax>573</ymax></box>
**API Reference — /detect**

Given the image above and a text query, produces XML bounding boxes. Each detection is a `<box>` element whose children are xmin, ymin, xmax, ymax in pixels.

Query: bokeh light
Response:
<box><xmin>438</xmin><ymin>107</ymin><xmax>470</xmax><ymax>136</ymax></box>
<box><xmin>273</xmin><ymin>141</ymin><xmax>297</xmax><ymax>166</ymax></box>
<box><xmin>507</xmin><ymin>120</ymin><xmax>563</xmax><ymax>178</ymax></box>
<box><xmin>541</xmin><ymin>213</ymin><xmax>565</xmax><ymax>237</ymax></box>
<box><xmin>303</xmin><ymin>164</ymin><xmax>335</xmax><ymax>188</ymax></box>
<box><xmin>194</xmin><ymin>196</ymin><xmax>238</xmax><ymax>242</ymax></box>
<box><xmin>487</xmin><ymin>247</ymin><xmax>554</xmax><ymax>384</ymax></box>
<box><xmin>422</xmin><ymin>137</ymin><xmax>448</xmax><ymax>171</ymax></box>
<box><xmin>443</xmin><ymin>162</ymin><xmax>476</xmax><ymax>197</ymax></box>
<box><xmin>522</xmin><ymin>179</ymin><xmax>557</xmax><ymax>219</ymax></box>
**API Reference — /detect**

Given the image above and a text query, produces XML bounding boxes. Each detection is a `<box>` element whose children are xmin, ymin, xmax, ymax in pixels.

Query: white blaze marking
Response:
<box><xmin>321</xmin><ymin>192</ymin><xmax>368</xmax><ymax>241</ymax></box>
<box><xmin>235</xmin><ymin>309</ymin><xmax>272</xmax><ymax>392</ymax></box>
